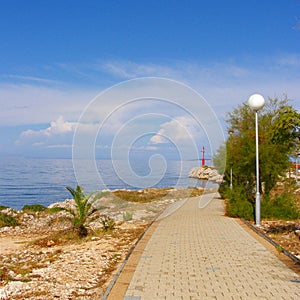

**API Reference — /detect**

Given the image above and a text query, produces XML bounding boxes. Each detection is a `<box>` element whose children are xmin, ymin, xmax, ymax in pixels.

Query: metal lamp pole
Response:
<box><xmin>296</xmin><ymin>151</ymin><xmax>299</xmax><ymax>185</ymax></box>
<box><xmin>294</xmin><ymin>128</ymin><xmax>300</xmax><ymax>185</ymax></box>
<box><xmin>229</xmin><ymin>130</ymin><xmax>233</xmax><ymax>190</ymax></box>
<box><xmin>248</xmin><ymin>94</ymin><xmax>265</xmax><ymax>226</ymax></box>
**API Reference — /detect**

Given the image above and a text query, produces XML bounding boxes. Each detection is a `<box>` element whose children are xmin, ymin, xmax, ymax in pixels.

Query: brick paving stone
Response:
<box><xmin>123</xmin><ymin>193</ymin><xmax>300</xmax><ymax>299</ymax></box>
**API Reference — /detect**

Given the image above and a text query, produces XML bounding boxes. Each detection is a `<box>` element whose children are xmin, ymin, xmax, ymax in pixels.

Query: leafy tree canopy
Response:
<box><xmin>215</xmin><ymin>96</ymin><xmax>300</xmax><ymax>211</ymax></box>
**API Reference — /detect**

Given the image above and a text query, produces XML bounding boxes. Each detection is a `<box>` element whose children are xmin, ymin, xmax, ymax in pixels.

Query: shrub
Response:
<box><xmin>226</xmin><ymin>198</ymin><xmax>254</xmax><ymax>220</ymax></box>
<box><xmin>222</xmin><ymin>185</ymin><xmax>254</xmax><ymax>220</ymax></box>
<box><xmin>22</xmin><ymin>204</ymin><xmax>47</xmax><ymax>212</ymax></box>
<box><xmin>0</xmin><ymin>205</ymin><xmax>9</xmax><ymax>211</ymax></box>
<box><xmin>47</xmin><ymin>207</ymin><xmax>65</xmax><ymax>213</ymax></box>
<box><xmin>0</xmin><ymin>213</ymin><xmax>18</xmax><ymax>227</ymax></box>
<box><xmin>223</xmin><ymin>182</ymin><xmax>300</xmax><ymax>221</ymax></box>
<box><xmin>261</xmin><ymin>193</ymin><xmax>299</xmax><ymax>220</ymax></box>
<box><xmin>101</xmin><ymin>216</ymin><xmax>115</xmax><ymax>231</ymax></box>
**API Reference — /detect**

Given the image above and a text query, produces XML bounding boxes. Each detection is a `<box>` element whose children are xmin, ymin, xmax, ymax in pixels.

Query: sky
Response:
<box><xmin>0</xmin><ymin>0</ymin><xmax>300</xmax><ymax>160</ymax></box>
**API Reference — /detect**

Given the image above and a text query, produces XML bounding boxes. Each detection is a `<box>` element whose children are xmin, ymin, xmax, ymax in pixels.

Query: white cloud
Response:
<box><xmin>21</xmin><ymin>116</ymin><xmax>76</xmax><ymax>138</ymax></box>
<box><xmin>16</xmin><ymin>116</ymin><xmax>77</xmax><ymax>146</ymax></box>
<box><xmin>150</xmin><ymin>117</ymin><xmax>200</xmax><ymax>145</ymax></box>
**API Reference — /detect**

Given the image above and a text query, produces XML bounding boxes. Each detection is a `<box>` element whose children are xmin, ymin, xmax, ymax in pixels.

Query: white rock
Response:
<box><xmin>189</xmin><ymin>166</ymin><xmax>223</xmax><ymax>183</ymax></box>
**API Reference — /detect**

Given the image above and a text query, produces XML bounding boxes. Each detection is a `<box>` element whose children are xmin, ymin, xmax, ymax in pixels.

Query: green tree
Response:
<box><xmin>216</xmin><ymin>97</ymin><xmax>300</xmax><ymax>219</ymax></box>
<box><xmin>63</xmin><ymin>185</ymin><xmax>102</xmax><ymax>237</ymax></box>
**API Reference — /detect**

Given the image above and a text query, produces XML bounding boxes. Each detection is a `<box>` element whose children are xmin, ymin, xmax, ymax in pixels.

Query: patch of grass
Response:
<box><xmin>22</xmin><ymin>204</ymin><xmax>47</xmax><ymax>212</ymax></box>
<box><xmin>0</xmin><ymin>212</ymin><xmax>18</xmax><ymax>227</ymax></box>
<box><xmin>113</xmin><ymin>189</ymin><xmax>168</xmax><ymax>202</ymax></box>
<box><xmin>276</xmin><ymin>244</ymin><xmax>283</xmax><ymax>253</ymax></box>
<box><xmin>0</xmin><ymin>205</ymin><xmax>9</xmax><ymax>211</ymax></box>
<box><xmin>123</xmin><ymin>212</ymin><xmax>133</xmax><ymax>221</ymax></box>
<box><xmin>113</xmin><ymin>188</ymin><xmax>177</xmax><ymax>203</ymax></box>
<box><xmin>146</xmin><ymin>207</ymin><xmax>160</xmax><ymax>213</ymax></box>
<box><xmin>112</xmin><ymin>187</ymin><xmax>205</xmax><ymax>203</ymax></box>
<box><xmin>46</xmin><ymin>207</ymin><xmax>65</xmax><ymax>213</ymax></box>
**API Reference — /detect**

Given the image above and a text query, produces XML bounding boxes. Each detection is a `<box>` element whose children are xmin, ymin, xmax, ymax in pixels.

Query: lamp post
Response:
<box><xmin>296</xmin><ymin>151</ymin><xmax>299</xmax><ymax>185</ymax></box>
<box><xmin>293</xmin><ymin>128</ymin><xmax>300</xmax><ymax>185</ymax></box>
<box><xmin>248</xmin><ymin>94</ymin><xmax>265</xmax><ymax>226</ymax></box>
<box><xmin>228</xmin><ymin>130</ymin><xmax>233</xmax><ymax>190</ymax></box>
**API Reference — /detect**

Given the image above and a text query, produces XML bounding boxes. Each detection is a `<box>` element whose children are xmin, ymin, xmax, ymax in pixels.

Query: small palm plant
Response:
<box><xmin>63</xmin><ymin>185</ymin><xmax>101</xmax><ymax>237</ymax></box>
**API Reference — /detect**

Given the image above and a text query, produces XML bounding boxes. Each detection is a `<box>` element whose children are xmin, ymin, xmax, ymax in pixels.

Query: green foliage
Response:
<box><xmin>226</xmin><ymin>199</ymin><xmax>254</xmax><ymax>220</ymax></box>
<box><xmin>212</xmin><ymin>143</ymin><xmax>227</xmax><ymax>174</ymax></box>
<box><xmin>0</xmin><ymin>213</ymin><xmax>18</xmax><ymax>227</ymax></box>
<box><xmin>123</xmin><ymin>211</ymin><xmax>133</xmax><ymax>221</ymax></box>
<box><xmin>215</xmin><ymin>96</ymin><xmax>300</xmax><ymax>221</ymax></box>
<box><xmin>62</xmin><ymin>185</ymin><xmax>103</xmax><ymax>237</ymax></box>
<box><xmin>261</xmin><ymin>194</ymin><xmax>299</xmax><ymax>220</ymax></box>
<box><xmin>276</xmin><ymin>245</ymin><xmax>283</xmax><ymax>253</ymax></box>
<box><xmin>223</xmin><ymin>186</ymin><xmax>254</xmax><ymax>220</ymax></box>
<box><xmin>22</xmin><ymin>204</ymin><xmax>47</xmax><ymax>212</ymax></box>
<box><xmin>47</xmin><ymin>207</ymin><xmax>65</xmax><ymax>213</ymax></box>
<box><xmin>101</xmin><ymin>215</ymin><xmax>115</xmax><ymax>231</ymax></box>
<box><xmin>0</xmin><ymin>205</ymin><xmax>9</xmax><ymax>211</ymax></box>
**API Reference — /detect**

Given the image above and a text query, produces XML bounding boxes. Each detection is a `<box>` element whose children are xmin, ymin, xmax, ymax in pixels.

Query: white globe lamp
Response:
<box><xmin>248</xmin><ymin>94</ymin><xmax>265</xmax><ymax>111</ymax></box>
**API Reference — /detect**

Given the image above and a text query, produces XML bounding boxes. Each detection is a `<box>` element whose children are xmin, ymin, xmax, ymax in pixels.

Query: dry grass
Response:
<box><xmin>112</xmin><ymin>188</ymin><xmax>171</xmax><ymax>202</ymax></box>
<box><xmin>112</xmin><ymin>187</ymin><xmax>204</xmax><ymax>203</ymax></box>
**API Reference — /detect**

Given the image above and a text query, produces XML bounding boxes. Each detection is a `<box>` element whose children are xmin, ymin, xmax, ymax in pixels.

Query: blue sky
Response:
<box><xmin>0</xmin><ymin>0</ymin><xmax>300</xmax><ymax>159</ymax></box>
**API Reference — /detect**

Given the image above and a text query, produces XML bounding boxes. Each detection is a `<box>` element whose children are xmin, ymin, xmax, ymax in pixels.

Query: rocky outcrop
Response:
<box><xmin>189</xmin><ymin>166</ymin><xmax>223</xmax><ymax>183</ymax></box>
<box><xmin>0</xmin><ymin>191</ymin><xmax>181</xmax><ymax>299</ymax></box>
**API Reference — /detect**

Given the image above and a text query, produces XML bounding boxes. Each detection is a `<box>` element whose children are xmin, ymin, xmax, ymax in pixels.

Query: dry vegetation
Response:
<box><xmin>0</xmin><ymin>187</ymin><xmax>204</xmax><ymax>299</ymax></box>
<box><xmin>258</xmin><ymin>186</ymin><xmax>300</xmax><ymax>259</ymax></box>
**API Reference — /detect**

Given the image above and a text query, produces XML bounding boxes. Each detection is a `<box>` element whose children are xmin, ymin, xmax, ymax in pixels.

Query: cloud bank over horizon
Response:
<box><xmin>1</xmin><ymin>55</ymin><xmax>299</xmax><ymax>159</ymax></box>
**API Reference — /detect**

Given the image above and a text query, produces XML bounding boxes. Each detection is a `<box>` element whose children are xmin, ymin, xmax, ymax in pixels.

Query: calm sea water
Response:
<box><xmin>0</xmin><ymin>158</ymin><xmax>216</xmax><ymax>210</ymax></box>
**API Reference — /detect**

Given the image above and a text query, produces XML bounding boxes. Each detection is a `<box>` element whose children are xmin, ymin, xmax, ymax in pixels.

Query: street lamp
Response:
<box><xmin>228</xmin><ymin>129</ymin><xmax>233</xmax><ymax>190</ymax></box>
<box><xmin>293</xmin><ymin>127</ymin><xmax>300</xmax><ymax>185</ymax></box>
<box><xmin>248</xmin><ymin>93</ymin><xmax>265</xmax><ymax>226</ymax></box>
<box><xmin>296</xmin><ymin>151</ymin><xmax>299</xmax><ymax>185</ymax></box>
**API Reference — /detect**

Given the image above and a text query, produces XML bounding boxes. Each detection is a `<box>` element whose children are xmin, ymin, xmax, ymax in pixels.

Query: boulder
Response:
<box><xmin>189</xmin><ymin>166</ymin><xmax>223</xmax><ymax>183</ymax></box>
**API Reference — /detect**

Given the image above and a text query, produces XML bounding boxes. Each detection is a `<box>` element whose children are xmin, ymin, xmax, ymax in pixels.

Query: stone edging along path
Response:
<box><xmin>241</xmin><ymin>218</ymin><xmax>300</xmax><ymax>265</ymax></box>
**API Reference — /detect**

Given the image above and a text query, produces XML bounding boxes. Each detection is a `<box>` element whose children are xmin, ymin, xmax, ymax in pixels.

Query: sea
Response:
<box><xmin>0</xmin><ymin>158</ymin><xmax>217</xmax><ymax>210</ymax></box>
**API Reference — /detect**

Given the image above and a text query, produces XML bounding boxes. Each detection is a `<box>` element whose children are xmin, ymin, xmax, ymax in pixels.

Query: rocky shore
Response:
<box><xmin>189</xmin><ymin>166</ymin><xmax>223</xmax><ymax>183</ymax></box>
<box><xmin>0</xmin><ymin>188</ymin><xmax>205</xmax><ymax>299</ymax></box>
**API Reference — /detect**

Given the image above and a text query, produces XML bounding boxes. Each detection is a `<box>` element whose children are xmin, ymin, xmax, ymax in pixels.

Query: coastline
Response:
<box><xmin>0</xmin><ymin>157</ymin><xmax>210</xmax><ymax>210</ymax></box>
<box><xmin>1</xmin><ymin>186</ymin><xmax>214</xmax><ymax>299</ymax></box>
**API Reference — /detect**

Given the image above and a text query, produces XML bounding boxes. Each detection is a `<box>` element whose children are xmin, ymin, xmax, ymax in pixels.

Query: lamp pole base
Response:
<box><xmin>255</xmin><ymin>192</ymin><xmax>261</xmax><ymax>226</ymax></box>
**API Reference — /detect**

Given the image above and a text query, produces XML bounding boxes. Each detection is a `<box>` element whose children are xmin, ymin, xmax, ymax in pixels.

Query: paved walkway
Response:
<box><xmin>117</xmin><ymin>193</ymin><xmax>300</xmax><ymax>299</ymax></box>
